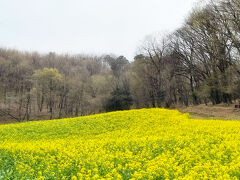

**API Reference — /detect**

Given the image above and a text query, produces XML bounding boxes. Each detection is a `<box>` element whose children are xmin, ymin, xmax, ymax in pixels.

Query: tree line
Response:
<box><xmin>0</xmin><ymin>50</ymin><xmax>132</xmax><ymax>121</ymax></box>
<box><xmin>1</xmin><ymin>0</ymin><xmax>240</xmax><ymax>121</ymax></box>
<box><xmin>133</xmin><ymin>0</ymin><xmax>240</xmax><ymax>107</ymax></box>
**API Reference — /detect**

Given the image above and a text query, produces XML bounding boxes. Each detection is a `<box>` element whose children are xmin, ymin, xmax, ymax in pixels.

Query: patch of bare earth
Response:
<box><xmin>178</xmin><ymin>104</ymin><xmax>240</xmax><ymax>120</ymax></box>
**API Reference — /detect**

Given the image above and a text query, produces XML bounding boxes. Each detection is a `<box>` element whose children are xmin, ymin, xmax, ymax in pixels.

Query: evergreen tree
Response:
<box><xmin>106</xmin><ymin>86</ymin><xmax>133</xmax><ymax>112</ymax></box>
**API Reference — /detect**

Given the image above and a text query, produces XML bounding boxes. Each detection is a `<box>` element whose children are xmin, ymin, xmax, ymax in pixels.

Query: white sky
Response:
<box><xmin>0</xmin><ymin>0</ymin><xmax>199</xmax><ymax>60</ymax></box>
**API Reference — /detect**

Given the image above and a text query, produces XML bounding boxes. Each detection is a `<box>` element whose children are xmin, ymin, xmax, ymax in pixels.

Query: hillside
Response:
<box><xmin>1</xmin><ymin>109</ymin><xmax>240</xmax><ymax>179</ymax></box>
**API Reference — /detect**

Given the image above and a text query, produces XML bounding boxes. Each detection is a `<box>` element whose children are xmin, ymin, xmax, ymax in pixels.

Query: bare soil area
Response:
<box><xmin>178</xmin><ymin>104</ymin><xmax>240</xmax><ymax>120</ymax></box>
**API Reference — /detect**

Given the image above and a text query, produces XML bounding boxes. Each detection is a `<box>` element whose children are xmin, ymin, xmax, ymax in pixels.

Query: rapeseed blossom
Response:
<box><xmin>0</xmin><ymin>109</ymin><xmax>240</xmax><ymax>179</ymax></box>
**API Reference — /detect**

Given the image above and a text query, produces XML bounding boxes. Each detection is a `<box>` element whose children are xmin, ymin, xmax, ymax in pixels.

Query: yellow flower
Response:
<box><xmin>71</xmin><ymin>175</ymin><xmax>77</xmax><ymax>180</ymax></box>
<box><xmin>1</xmin><ymin>108</ymin><xmax>240</xmax><ymax>179</ymax></box>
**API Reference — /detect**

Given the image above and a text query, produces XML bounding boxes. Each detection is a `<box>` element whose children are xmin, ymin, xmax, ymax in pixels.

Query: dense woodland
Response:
<box><xmin>1</xmin><ymin>0</ymin><xmax>240</xmax><ymax>121</ymax></box>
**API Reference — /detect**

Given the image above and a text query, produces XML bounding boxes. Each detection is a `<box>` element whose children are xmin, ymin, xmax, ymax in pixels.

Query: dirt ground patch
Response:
<box><xmin>178</xmin><ymin>104</ymin><xmax>240</xmax><ymax>120</ymax></box>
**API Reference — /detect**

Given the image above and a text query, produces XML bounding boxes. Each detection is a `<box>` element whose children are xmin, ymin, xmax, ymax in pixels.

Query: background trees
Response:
<box><xmin>32</xmin><ymin>68</ymin><xmax>62</xmax><ymax>119</ymax></box>
<box><xmin>130</xmin><ymin>0</ymin><xmax>240</xmax><ymax>108</ymax></box>
<box><xmin>0</xmin><ymin>51</ymin><xmax>115</xmax><ymax>121</ymax></box>
<box><xmin>1</xmin><ymin>0</ymin><xmax>240</xmax><ymax>122</ymax></box>
<box><xmin>104</xmin><ymin>55</ymin><xmax>133</xmax><ymax>111</ymax></box>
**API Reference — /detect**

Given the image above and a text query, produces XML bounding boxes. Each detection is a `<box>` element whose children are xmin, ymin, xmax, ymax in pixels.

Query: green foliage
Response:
<box><xmin>105</xmin><ymin>87</ymin><xmax>133</xmax><ymax>112</ymax></box>
<box><xmin>33</xmin><ymin>68</ymin><xmax>62</xmax><ymax>90</ymax></box>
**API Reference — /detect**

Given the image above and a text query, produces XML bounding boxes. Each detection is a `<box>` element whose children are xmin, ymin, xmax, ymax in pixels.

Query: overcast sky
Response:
<box><xmin>0</xmin><ymin>0</ymin><xmax>199</xmax><ymax>60</ymax></box>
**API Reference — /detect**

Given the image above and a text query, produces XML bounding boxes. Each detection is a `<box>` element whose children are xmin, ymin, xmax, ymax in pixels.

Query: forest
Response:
<box><xmin>1</xmin><ymin>0</ymin><xmax>240</xmax><ymax>121</ymax></box>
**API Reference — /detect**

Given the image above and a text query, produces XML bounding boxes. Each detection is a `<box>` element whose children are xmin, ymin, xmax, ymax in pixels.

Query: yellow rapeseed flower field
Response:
<box><xmin>0</xmin><ymin>108</ymin><xmax>240</xmax><ymax>179</ymax></box>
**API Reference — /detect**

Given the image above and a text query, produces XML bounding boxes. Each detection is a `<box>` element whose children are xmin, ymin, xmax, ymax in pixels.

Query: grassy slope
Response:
<box><xmin>1</xmin><ymin>109</ymin><xmax>240</xmax><ymax>179</ymax></box>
